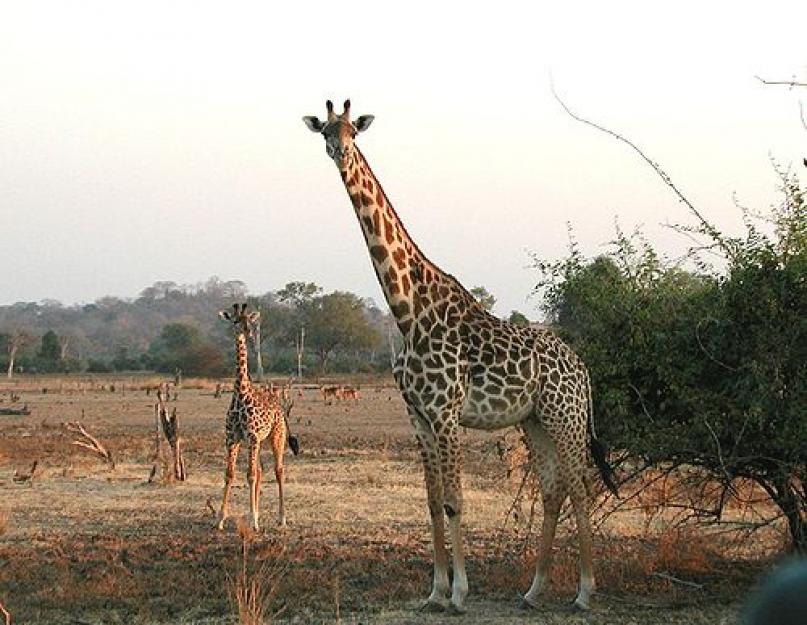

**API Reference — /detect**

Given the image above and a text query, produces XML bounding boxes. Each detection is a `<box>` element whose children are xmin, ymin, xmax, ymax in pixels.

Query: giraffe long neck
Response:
<box><xmin>339</xmin><ymin>148</ymin><xmax>472</xmax><ymax>335</ymax></box>
<box><xmin>234</xmin><ymin>333</ymin><xmax>251</xmax><ymax>395</ymax></box>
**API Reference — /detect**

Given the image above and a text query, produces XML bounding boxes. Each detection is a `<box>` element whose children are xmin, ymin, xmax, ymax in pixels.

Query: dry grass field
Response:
<box><xmin>0</xmin><ymin>375</ymin><xmax>789</xmax><ymax>624</ymax></box>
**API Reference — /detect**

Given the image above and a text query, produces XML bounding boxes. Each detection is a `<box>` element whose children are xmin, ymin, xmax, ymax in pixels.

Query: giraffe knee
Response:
<box><xmin>427</xmin><ymin>499</ymin><xmax>443</xmax><ymax>519</ymax></box>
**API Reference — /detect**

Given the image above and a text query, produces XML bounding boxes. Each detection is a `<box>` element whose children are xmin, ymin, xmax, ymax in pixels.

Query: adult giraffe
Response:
<box><xmin>303</xmin><ymin>100</ymin><xmax>617</xmax><ymax>613</ymax></box>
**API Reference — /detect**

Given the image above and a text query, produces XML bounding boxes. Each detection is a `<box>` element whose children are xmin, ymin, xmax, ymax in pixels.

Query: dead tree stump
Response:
<box><xmin>150</xmin><ymin>386</ymin><xmax>186</xmax><ymax>482</ymax></box>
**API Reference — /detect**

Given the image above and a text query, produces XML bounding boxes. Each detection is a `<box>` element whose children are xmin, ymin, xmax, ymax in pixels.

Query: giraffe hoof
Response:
<box><xmin>446</xmin><ymin>603</ymin><xmax>467</xmax><ymax>616</ymax></box>
<box><xmin>570</xmin><ymin>598</ymin><xmax>590</xmax><ymax>612</ymax></box>
<box><xmin>518</xmin><ymin>594</ymin><xmax>540</xmax><ymax>611</ymax></box>
<box><xmin>418</xmin><ymin>600</ymin><xmax>446</xmax><ymax>613</ymax></box>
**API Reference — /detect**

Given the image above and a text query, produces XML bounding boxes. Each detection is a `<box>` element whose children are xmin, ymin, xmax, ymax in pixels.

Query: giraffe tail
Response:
<box><xmin>590</xmin><ymin>436</ymin><xmax>618</xmax><ymax>497</ymax></box>
<box><xmin>586</xmin><ymin>370</ymin><xmax>619</xmax><ymax>497</ymax></box>
<box><xmin>284</xmin><ymin>413</ymin><xmax>300</xmax><ymax>456</ymax></box>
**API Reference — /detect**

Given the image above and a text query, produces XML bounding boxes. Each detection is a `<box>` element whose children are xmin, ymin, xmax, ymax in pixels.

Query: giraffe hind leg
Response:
<box><xmin>520</xmin><ymin>420</ymin><xmax>567</xmax><ymax>608</ymax></box>
<box><xmin>533</xmin><ymin>405</ymin><xmax>596</xmax><ymax>610</ymax></box>
<box><xmin>271</xmin><ymin>423</ymin><xmax>287</xmax><ymax>526</ymax></box>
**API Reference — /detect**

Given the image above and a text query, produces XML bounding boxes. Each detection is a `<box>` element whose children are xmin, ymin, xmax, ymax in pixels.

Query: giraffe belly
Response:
<box><xmin>459</xmin><ymin>395</ymin><xmax>534</xmax><ymax>430</ymax></box>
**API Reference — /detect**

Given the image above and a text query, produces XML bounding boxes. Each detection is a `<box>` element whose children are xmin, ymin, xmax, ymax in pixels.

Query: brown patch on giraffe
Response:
<box><xmin>391</xmin><ymin>247</ymin><xmax>407</xmax><ymax>271</ymax></box>
<box><xmin>372</xmin><ymin>210</ymin><xmax>382</xmax><ymax>238</ymax></box>
<box><xmin>369</xmin><ymin>245</ymin><xmax>388</xmax><ymax>263</ymax></box>
<box><xmin>384</xmin><ymin>218</ymin><xmax>395</xmax><ymax>244</ymax></box>
<box><xmin>362</xmin><ymin>215</ymin><xmax>376</xmax><ymax>235</ymax></box>
<box><xmin>375</xmin><ymin>188</ymin><xmax>385</xmax><ymax>206</ymax></box>
<box><xmin>401</xmin><ymin>273</ymin><xmax>411</xmax><ymax>296</ymax></box>
<box><xmin>390</xmin><ymin>300</ymin><xmax>410</xmax><ymax>319</ymax></box>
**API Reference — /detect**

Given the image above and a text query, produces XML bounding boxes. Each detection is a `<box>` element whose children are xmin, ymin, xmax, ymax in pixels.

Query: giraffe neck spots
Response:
<box><xmin>235</xmin><ymin>334</ymin><xmax>251</xmax><ymax>393</ymax></box>
<box><xmin>338</xmin><ymin>147</ymin><xmax>475</xmax><ymax>338</ymax></box>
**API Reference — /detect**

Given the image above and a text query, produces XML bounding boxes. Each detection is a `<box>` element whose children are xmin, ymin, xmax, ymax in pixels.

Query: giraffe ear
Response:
<box><xmin>354</xmin><ymin>115</ymin><xmax>374</xmax><ymax>132</ymax></box>
<box><xmin>218</xmin><ymin>311</ymin><xmax>231</xmax><ymax>321</ymax></box>
<box><xmin>303</xmin><ymin>116</ymin><xmax>325</xmax><ymax>132</ymax></box>
<box><xmin>248</xmin><ymin>311</ymin><xmax>260</xmax><ymax>325</ymax></box>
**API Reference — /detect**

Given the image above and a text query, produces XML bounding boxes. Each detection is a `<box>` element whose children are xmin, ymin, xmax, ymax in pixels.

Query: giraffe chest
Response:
<box><xmin>229</xmin><ymin>394</ymin><xmax>280</xmax><ymax>440</ymax></box>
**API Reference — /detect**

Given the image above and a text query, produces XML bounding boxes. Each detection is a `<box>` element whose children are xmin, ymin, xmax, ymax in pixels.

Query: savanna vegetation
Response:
<box><xmin>532</xmin><ymin>170</ymin><xmax>805</xmax><ymax>550</ymax></box>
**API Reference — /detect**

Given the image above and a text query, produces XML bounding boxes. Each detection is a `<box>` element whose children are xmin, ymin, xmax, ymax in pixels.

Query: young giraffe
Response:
<box><xmin>217</xmin><ymin>303</ymin><xmax>299</xmax><ymax>531</ymax></box>
<box><xmin>304</xmin><ymin>100</ymin><xmax>617</xmax><ymax>613</ymax></box>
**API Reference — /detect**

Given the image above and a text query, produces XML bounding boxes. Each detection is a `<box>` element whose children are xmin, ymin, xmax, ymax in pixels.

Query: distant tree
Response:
<box><xmin>301</xmin><ymin>291</ymin><xmax>381</xmax><ymax>373</ymax></box>
<box><xmin>508</xmin><ymin>310</ymin><xmax>530</xmax><ymax>326</ymax></box>
<box><xmin>35</xmin><ymin>329</ymin><xmax>64</xmax><ymax>372</ymax></box>
<box><xmin>111</xmin><ymin>346</ymin><xmax>143</xmax><ymax>371</ymax></box>
<box><xmin>38</xmin><ymin>330</ymin><xmax>61</xmax><ymax>361</ymax></box>
<box><xmin>1</xmin><ymin>330</ymin><xmax>32</xmax><ymax>378</ymax></box>
<box><xmin>148</xmin><ymin>322</ymin><xmax>227</xmax><ymax>377</ymax></box>
<box><xmin>277</xmin><ymin>281</ymin><xmax>322</xmax><ymax>306</ymax></box>
<box><xmin>86</xmin><ymin>358</ymin><xmax>113</xmax><ymax>373</ymax></box>
<box><xmin>470</xmin><ymin>286</ymin><xmax>496</xmax><ymax>312</ymax></box>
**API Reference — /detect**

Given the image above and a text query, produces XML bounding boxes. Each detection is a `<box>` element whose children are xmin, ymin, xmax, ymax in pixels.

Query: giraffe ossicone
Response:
<box><xmin>217</xmin><ymin>303</ymin><xmax>299</xmax><ymax>532</ymax></box>
<box><xmin>303</xmin><ymin>100</ymin><xmax>617</xmax><ymax>613</ymax></box>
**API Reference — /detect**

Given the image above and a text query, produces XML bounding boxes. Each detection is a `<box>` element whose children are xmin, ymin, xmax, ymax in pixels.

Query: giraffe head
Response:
<box><xmin>218</xmin><ymin>303</ymin><xmax>259</xmax><ymax>339</ymax></box>
<box><xmin>303</xmin><ymin>99</ymin><xmax>374</xmax><ymax>168</ymax></box>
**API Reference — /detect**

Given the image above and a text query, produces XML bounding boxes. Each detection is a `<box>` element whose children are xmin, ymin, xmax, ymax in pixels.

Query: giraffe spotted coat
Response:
<box><xmin>304</xmin><ymin>100</ymin><xmax>616</xmax><ymax>614</ymax></box>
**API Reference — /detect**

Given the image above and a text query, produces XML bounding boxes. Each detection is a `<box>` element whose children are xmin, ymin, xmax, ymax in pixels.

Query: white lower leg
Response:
<box><xmin>427</xmin><ymin>510</ymin><xmax>450</xmax><ymax>605</ymax></box>
<box><xmin>276</xmin><ymin>467</ymin><xmax>286</xmax><ymax>526</ymax></box>
<box><xmin>571</xmin><ymin>490</ymin><xmax>595</xmax><ymax>610</ymax></box>
<box><xmin>574</xmin><ymin>572</ymin><xmax>595</xmax><ymax>610</ymax></box>
<box><xmin>448</xmin><ymin>512</ymin><xmax>468</xmax><ymax>611</ymax></box>
<box><xmin>523</xmin><ymin>495</ymin><xmax>562</xmax><ymax>606</ymax></box>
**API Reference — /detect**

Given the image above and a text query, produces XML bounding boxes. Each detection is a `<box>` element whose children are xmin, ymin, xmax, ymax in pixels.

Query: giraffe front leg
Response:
<box><xmin>436</xmin><ymin>418</ymin><xmax>468</xmax><ymax>614</ymax></box>
<box><xmin>218</xmin><ymin>440</ymin><xmax>241</xmax><ymax>530</ymax></box>
<box><xmin>247</xmin><ymin>442</ymin><xmax>261</xmax><ymax>532</ymax></box>
<box><xmin>410</xmin><ymin>409</ymin><xmax>450</xmax><ymax>612</ymax></box>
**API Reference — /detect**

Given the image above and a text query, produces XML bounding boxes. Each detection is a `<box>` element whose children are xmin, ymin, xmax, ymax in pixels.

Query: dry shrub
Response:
<box><xmin>653</xmin><ymin>527</ymin><xmax>712</xmax><ymax>575</ymax></box>
<box><xmin>0</xmin><ymin>510</ymin><xmax>8</xmax><ymax>536</ymax></box>
<box><xmin>228</xmin><ymin>517</ymin><xmax>289</xmax><ymax>625</ymax></box>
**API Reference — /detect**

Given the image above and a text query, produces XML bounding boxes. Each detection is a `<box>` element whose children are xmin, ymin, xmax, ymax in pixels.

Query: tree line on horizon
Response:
<box><xmin>0</xmin><ymin>277</ymin><xmax>532</xmax><ymax>378</ymax></box>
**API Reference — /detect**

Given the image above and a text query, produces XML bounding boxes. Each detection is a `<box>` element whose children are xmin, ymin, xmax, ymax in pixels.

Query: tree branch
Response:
<box><xmin>755</xmin><ymin>76</ymin><xmax>807</xmax><ymax>88</ymax></box>
<box><xmin>64</xmin><ymin>421</ymin><xmax>115</xmax><ymax>468</ymax></box>
<box><xmin>550</xmin><ymin>82</ymin><xmax>731</xmax><ymax>257</ymax></box>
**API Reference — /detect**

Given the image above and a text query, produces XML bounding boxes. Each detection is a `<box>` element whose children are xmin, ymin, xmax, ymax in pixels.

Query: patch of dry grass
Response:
<box><xmin>228</xmin><ymin>518</ymin><xmax>289</xmax><ymax>625</ymax></box>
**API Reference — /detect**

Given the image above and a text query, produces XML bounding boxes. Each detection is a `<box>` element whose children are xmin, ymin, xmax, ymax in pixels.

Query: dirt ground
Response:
<box><xmin>0</xmin><ymin>376</ymin><xmax>783</xmax><ymax>624</ymax></box>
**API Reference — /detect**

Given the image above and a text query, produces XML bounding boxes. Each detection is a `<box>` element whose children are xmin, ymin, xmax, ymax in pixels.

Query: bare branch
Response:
<box><xmin>0</xmin><ymin>600</ymin><xmax>10</xmax><ymax>625</ymax></box>
<box><xmin>64</xmin><ymin>421</ymin><xmax>115</xmax><ymax>468</ymax></box>
<box><xmin>755</xmin><ymin>75</ymin><xmax>807</xmax><ymax>88</ymax></box>
<box><xmin>650</xmin><ymin>572</ymin><xmax>704</xmax><ymax>589</ymax></box>
<box><xmin>550</xmin><ymin>82</ymin><xmax>731</xmax><ymax>257</ymax></box>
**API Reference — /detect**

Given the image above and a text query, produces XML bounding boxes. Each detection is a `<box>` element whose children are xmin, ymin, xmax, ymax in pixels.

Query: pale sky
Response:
<box><xmin>1</xmin><ymin>1</ymin><xmax>804</xmax><ymax>318</ymax></box>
